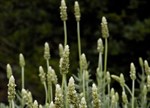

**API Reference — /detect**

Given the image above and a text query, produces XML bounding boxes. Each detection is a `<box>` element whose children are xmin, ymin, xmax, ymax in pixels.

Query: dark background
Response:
<box><xmin>0</xmin><ymin>0</ymin><xmax>150</xmax><ymax>104</ymax></box>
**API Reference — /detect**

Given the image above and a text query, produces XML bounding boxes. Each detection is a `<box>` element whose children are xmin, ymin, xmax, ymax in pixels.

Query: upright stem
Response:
<box><xmin>63</xmin><ymin>21</ymin><xmax>67</xmax><ymax>46</ymax></box>
<box><xmin>103</xmin><ymin>38</ymin><xmax>108</xmax><ymax>97</ymax></box>
<box><xmin>77</xmin><ymin>21</ymin><xmax>81</xmax><ymax>63</ymax></box>
<box><xmin>83</xmin><ymin>71</ymin><xmax>86</xmax><ymax>98</ymax></box>
<box><xmin>11</xmin><ymin>100</ymin><xmax>14</xmax><ymax>108</ymax></box>
<box><xmin>44</xmin><ymin>82</ymin><xmax>48</xmax><ymax>105</ymax></box>
<box><xmin>62</xmin><ymin>74</ymin><xmax>68</xmax><ymax>108</ymax></box>
<box><xmin>21</xmin><ymin>66</ymin><xmax>24</xmax><ymax>108</ymax></box>
<box><xmin>21</xmin><ymin>66</ymin><xmax>25</xmax><ymax>89</ymax></box>
<box><xmin>132</xmin><ymin>80</ymin><xmax>135</xmax><ymax>108</ymax></box>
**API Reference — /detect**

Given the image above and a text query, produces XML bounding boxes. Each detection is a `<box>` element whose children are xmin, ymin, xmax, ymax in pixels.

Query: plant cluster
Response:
<box><xmin>1</xmin><ymin>0</ymin><xmax>150</xmax><ymax>108</ymax></box>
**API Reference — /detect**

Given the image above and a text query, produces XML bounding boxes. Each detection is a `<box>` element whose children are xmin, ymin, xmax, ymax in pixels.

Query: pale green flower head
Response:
<box><xmin>97</xmin><ymin>38</ymin><xmax>103</xmax><ymax>53</ymax></box>
<box><xmin>21</xmin><ymin>89</ymin><xmax>33</xmax><ymax>107</ymax></box>
<box><xmin>120</xmin><ymin>73</ymin><xmax>125</xmax><ymax>87</ymax></box>
<box><xmin>7</xmin><ymin>75</ymin><xmax>16</xmax><ymax>101</ymax></box>
<box><xmin>60</xmin><ymin>0</ymin><xmax>67</xmax><ymax>21</ymax></box>
<box><xmin>74</xmin><ymin>1</ymin><xmax>81</xmax><ymax>21</ymax></box>
<box><xmin>110</xmin><ymin>88</ymin><xmax>115</xmax><ymax>97</ymax></box>
<box><xmin>49</xmin><ymin>101</ymin><xmax>56</xmax><ymax>108</ymax></box>
<box><xmin>80</xmin><ymin>53</ymin><xmax>88</xmax><ymax>71</ymax></box>
<box><xmin>106</xmin><ymin>71</ymin><xmax>111</xmax><ymax>84</ymax></box>
<box><xmin>101</xmin><ymin>16</ymin><xmax>109</xmax><ymax>38</ymax></box>
<box><xmin>59</xmin><ymin>43</ymin><xmax>64</xmax><ymax>58</ymax></box>
<box><xmin>130</xmin><ymin>62</ymin><xmax>136</xmax><ymax>80</ymax></box>
<box><xmin>147</xmin><ymin>75</ymin><xmax>150</xmax><ymax>89</ymax></box>
<box><xmin>47</xmin><ymin>66</ymin><xmax>57</xmax><ymax>85</ymax></box>
<box><xmin>144</xmin><ymin>60</ymin><xmax>150</xmax><ymax>75</ymax></box>
<box><xmin>33</xmin><ymin>100</ymin><xmax>38</xmax><ymax>108</ymax></box>
<box><xmin>142</xmin><ymin>85</ymin><xmax>147</xmax><ymax>96</ymax></box>
<box><xmin>79</xmin><ymin>97</ymin><xmax>87</xmax><ymax>108</ymax></box>
<box><xmin>55</xmin><ymin>84</ymin><xmax>63</xmax><ymax>108</ymax></box>
<box><xmin>6</xmin><ymin>64</ymin><xmax>12</xmax><ymax>79</ymax></box>
<box><xmin>44</xmin><ymin>42</ymin><xmax>50</xmax><ymax>60</ymax></box>
<box><xmin>122</xmin><ymin>91</ymin><xmax>128</xmax><ymax>104</ymax></box>
<box><xmin>139</xmin><ymin>57</ymin><xmax>143</xmax><ymax>67</ymax></box>
<box><xmin>59</xmin><ymin>45</ymin><xmax>70</xmax><ymax>74</ymax></box>
<box><xmin>19</xmin><ymin>53</ymin><xmax>25</xmax><ymax>67</ymax></box>
<box><xmin>39</xmin><ymin>66</ymin><xmax>46</xmax><ymax>84</ymax></box>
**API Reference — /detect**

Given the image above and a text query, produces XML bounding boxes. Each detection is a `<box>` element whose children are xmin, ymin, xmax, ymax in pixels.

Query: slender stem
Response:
<box><xmin>21</xmin><ymin>66</ymin><xmax>25</xmax><ymax>89</ymax></box>
<box><xmin>11</xmin><ymin>100</ymin><xmax>14</xmax><ymax>108</ymax></box>
<box><xmin>124</xmin><ymin>84</ymin><xmax>132</xmax><ymax>96</ymax></box>
<box><xmin>103</xmin><ymin>38</ymin><xmax>108</xmax><ymax>97</ymax></box>
<box><xmin>83</xmin><ymin>71</ymin><xmax>86</xmax><ymax>98</ymax></box>
<box><xmin>77</xmin><ymin>21</ymin><xmax>81</xmax><ymax>63</ymax></box>
<box><xmin>104</xmin><ymin>38</ymin><xmax>108</xmax><ymax>75</ymax></box>
<box><xmin>43</xmin><ymin>82</ymin><xmax>48</xmax><ymax>105</ymax></box>
<box><xmin>63</xmin><ymin>21</ymin><xmax>67</xmax><ymax>46</ymax></box>
<box><xmin>107</xmin><ymin>84</ymin><xmax>110</xmax><ymax>108</ymax></box>
<box><xmin>131</xmin><ymin>80</ymin><xmax>135</xmax><ymax>108</ymax></box>
<box><xmin>21</xmin><ymin>66</ymin><xmax>25</xmax><ymax>108</ymax></box>
<box><xmin>62</xmin><ymin>74</ymin><xmax>68</xmax><ymax>108</ymax></box>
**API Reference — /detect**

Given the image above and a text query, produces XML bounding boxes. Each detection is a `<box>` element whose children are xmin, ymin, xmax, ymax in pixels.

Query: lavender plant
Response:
<box><xmin>1</xmin><ymin>0</ymin><xmax>150</xmax><ymax>108</ymax></box>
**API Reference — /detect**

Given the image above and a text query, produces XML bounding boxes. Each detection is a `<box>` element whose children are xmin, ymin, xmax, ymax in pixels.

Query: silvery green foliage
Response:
<box><xmin>67</xmin><ymin>77</ymin><xmax>79</xmax><ymax>108</ymax></box>
<box><xmin>55</xmin><ymin>84</ymin><xmax>63</xmax><ymax>108</ymax></box>
<box><xmin>7</xmin><ymin>75</ymin><xmax>16</xmax><ymax>101</ymax></box>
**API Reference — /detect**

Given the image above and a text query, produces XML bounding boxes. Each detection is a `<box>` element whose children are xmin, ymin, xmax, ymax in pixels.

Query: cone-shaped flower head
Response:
<box><xmin>50</xmin><ymin>101</ymin><xmax>56</xmax><ymax>108</ymax></box>
<box><xmin>142</xmin><ymin>85</ymin><xmax>147</xmax><ymax>96</ymax></box>
<box><xmin>44</xmin><ymin>42</ymin><xmax>50</xmax><ymax>60</ymax></box>
<box><xmin>59</xmin><ymin>45</ymin><xmax>70</xmax><ymax>74</ymax></box>
<box><xmin>122</xmin><ymin>91</ymin><xmax>128</xmax><ymax>104</ymax></box>
<box><xmin>79</xmin><ymin>97</ymin><xmax>87</xmax><ymax>108</ymax></box>
<box><xmin>130</xmin><ymin>62</ymin><xmax>136</xmax><ymax>80</ymax></box>
<box><xmin>47</xmin><ymin>66</ymin><xmax>57</xmax><ymax>85</ymax></box>
<box><xmin>6</xmin><ymin>64</ymin><xmax>12</xmax><ymax>79</ymax></box>
<box><xmin>139</xmin><ymin>57</ymin><xmax>143</xmax><ymax>68</ymax></box>
<box><xmin>39</xmin><ymin>66</ymin><xmax>46</xmax><ymax>84</ymax></box>
<box><xmin>74</xmin><ymin>1</ymin><xmax>81</xmax><ymax>21</ymax></box>
<box><xmin>33</xmin><ymin>100</ymin><xmax>38</xmax><ymax>108</ymax></box>
<box><xmin>92</xmin><ymin>83</ymin><xmax>101</xmax><ymax>108</ymax></box>
<box><xmin>101</xmin><ymin>16</ymin><xmax>109</xmax><ymax>38</ymax></box>
<box><xmin>55</xmin><ymin>84</ymin><xmax>63</xmax><ymax>108</ymax></box>
<box><xmin>147</xmin><ymin>75</ymin><xmax>150</xmax><ymax>89</ymax></box>
<box><xmin>7</xmin><ymin>75</ymin><xmax>16</xmax><ymax>101</ymax></box>
<box><xmin>80</xmin><ymin>53</ymin><xmax>88</xmax><ymax>71</ymax></box>
<box><xmin>97</xmin><ymin>38</ymin><xmax>103</xmax><ymax>53</ymax></box>
<box><xmin>106</xmin><ymin>71</ymin><xmax>111</xmax><ymax>84</ymax></box>
<box><xmin>67</xmin><ymin>77</ymin><xmax>79</xmax><ymax>107</ymax></box>
<box><xmin>120</xmin><ymin>73</ymin><xmax>125</xmax><ymax>87</ymax></box>
<box><xmin>19</xmin><ymin>53</ymin><xmax>25</xmax><ymax>67</ymax></box>
<box><xmin>144</xmin><ymin>60</ymin><xmax>150</xmax><ymax>75</ymax></box>
<box><xmin>22</xmin><ymin>89</ymin><xmax>33</xmax><ymax>107</ymax></box>
<box><xmin>60</xmin><ymin>0</ymin><xmax>67</xmax><ymax>21</ymax></box>
<box><xmin>59</xmin><ymin>43</ymin><xmax>64</xmax><ymax>58</ymax></box>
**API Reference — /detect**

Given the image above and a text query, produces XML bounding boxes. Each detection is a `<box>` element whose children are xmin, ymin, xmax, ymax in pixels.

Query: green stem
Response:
<box><xmin>62</xmin><ymin>74</ymin><xmax>68</xmax><ymax>108</ymax></box>
<box><xmin>124</xmin><ymin>84</ymin><xmax>132</xmax><ymax>96</ymax></box>
<box><xmin>11</xmin><ymin>100</ymin><xmax>14</xmax><ymax>108</ymax></box>
<box><xmin>63</xmin><ymin>21</ymin><xmax>67</xmax><ymax>46</ymax></box>
<box><xmin>83</xmin><ymin>71</ymin><xmax>86</xmax><ymax>98</ymax></box>
<box><xmin>43</xmin><ymin>82</ymin><xmax>48</xmax><ymax>105</ymax></box>
<box><xmin>131</xmin><ymin>80</ymin><xmax>135</xmax><ymax>108</ymax></box>
<box><xmin>77</xmin><ymin>21</ymin><xmax>81</xmax><ymax>63</ymax></box>
<box><xmin>107</xmin><ymin>84</ymin><xmax>110</xmax><ymax>108</ymax></box>
<box><xmin>103</xmin><ymin>38</ymin><xmax>108</xmax><ymax>98</ymax></box>
<box><xmin>21</xmin><ymin>66</ymin><xmax>25</xmax><ymax>89</ymax></box>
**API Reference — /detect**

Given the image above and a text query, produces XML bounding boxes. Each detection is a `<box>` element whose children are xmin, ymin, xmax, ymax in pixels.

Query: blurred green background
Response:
<box><xmin>1</xmin><ymin>0</ymin><xmax>150</xmax><ymax>104</ymax></box>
